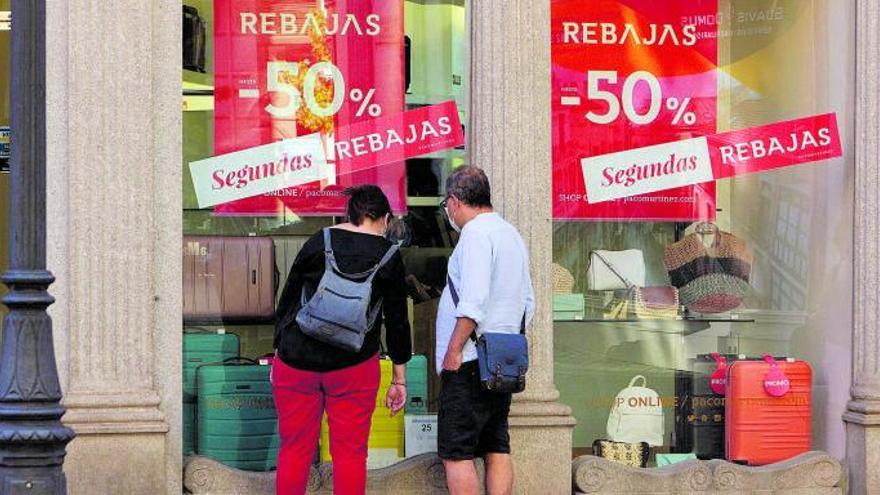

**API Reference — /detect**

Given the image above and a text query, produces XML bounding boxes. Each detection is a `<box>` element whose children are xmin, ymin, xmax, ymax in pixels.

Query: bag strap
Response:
<box><xmin>322</xmin><ymin>228</ymin><xmax>400</xmax><ymax>280</ymax></box>
<box><xmin>362</xmin><ymin>244</ymin><xmax>399</xmax><ymax>329</ymax></box>
<box><xmin>447</xmin><ymin>276</ymin><xmax>526</xmax><ymax>343</ymax></box>
<box><xmin>222</xmin><ymin>357</ymin><xmax>259</xmax><ymax>365</ymax></box>
<box><xmin>628</xmin><ymin>375</ymin><xmax>647</xmax><ymax>388</ymax></box>
<box><xmin>592</xmin><ymin>251</ymin><xmax>635</xmax><ymax>290</ymax></box>
<box><xmin>366</xmin><ymin>243</ymin><xmax>400</xmax><ymax>283</ymax></box>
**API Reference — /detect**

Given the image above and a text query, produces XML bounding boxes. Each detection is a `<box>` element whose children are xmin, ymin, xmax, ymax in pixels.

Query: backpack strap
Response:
<box><xmin>322</xmin><ymin>228</ymin><xmax>339</xmax><ymax>273</ymax></box>
<box><xmin>446</xmin><ymin>275</ymin><xmax>527</xmax><ymax>343</ymax></box>
<box><xmin>323</xmin><ymin>228</ymin><xmax>400</xmax><ymax>281</ymax></box>
<box><xmin>363</xmin><ymin>243</ymin><xmax>400</xmax><ymax>329</ymax></box>
<box><xmin>365</xmin><ymin>243</ymin><xmax>400</xmax><ymax>284</ymax></box>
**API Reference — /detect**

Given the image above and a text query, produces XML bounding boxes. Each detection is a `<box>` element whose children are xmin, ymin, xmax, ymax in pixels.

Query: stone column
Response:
<box><xmin>470</xmin><ymin>1</ymin><xmax>576</xmax><ymax>493</ymax></box>
<box><xmin>45</xmin><ymin>1</ymin><xmax>182</xmax><ymax>494</ymax></box>
<box><xmin>844</xmin><ymin>1</ymin><xmax>880</xmax><ymax>494</ymax></box>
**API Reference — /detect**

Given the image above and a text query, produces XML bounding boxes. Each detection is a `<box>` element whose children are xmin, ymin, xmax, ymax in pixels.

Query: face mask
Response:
<box><xmin>444</xmin><ymin>205</ymin><xmax>461</xmax><ymax>233</ymax></box>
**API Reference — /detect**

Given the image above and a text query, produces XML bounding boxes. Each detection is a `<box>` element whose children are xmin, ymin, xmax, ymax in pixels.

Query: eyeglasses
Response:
<box><xmin>439</xmin><ymin>196</ymin><xmax>451</xmax><ymax>208</ymax></box>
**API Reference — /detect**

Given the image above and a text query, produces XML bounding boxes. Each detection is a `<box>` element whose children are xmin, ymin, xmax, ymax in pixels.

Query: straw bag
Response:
<box><xmin>664</xmin><ymin>225</ymin><xmax>752</xmax><ymax>314</ymax></box>
<box><xmin>552</xmin><ymin>263</ymin><xmax>576</xmax><ymax>294</ymax></box>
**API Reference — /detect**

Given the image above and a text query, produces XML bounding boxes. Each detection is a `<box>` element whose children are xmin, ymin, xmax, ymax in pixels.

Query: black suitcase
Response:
<box><xmin>673</xmin><ymin>353</ymin><xmax>737</xmax><ymax>459</ymax></box>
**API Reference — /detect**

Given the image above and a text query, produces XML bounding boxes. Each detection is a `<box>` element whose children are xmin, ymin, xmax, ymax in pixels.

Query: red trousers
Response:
<box><xmin>271</xmin><ymin>355</ymin><xmax>380</xmax><ymax>495</ymax></box>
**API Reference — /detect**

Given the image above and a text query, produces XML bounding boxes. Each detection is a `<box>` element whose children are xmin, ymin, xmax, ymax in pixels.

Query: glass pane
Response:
<box><xmin>182</xmin><ymin>0</ymin><xmax>468</xmax><ymax>473</ymax></box>
<box><xmin>551</xmin><ymin>0</ymin><xmax>853</xmax><ymax>464</ymax></box>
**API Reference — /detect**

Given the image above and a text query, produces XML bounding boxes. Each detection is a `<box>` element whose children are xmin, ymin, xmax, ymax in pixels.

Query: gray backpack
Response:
<box><xmin>296</xmin><ymin>228</ymin><xmax>399</xmax><ymax>352</ymax></box>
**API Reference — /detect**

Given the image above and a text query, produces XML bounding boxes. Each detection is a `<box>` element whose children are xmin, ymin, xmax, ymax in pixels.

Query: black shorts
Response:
<box><xmin>437</xmin><ymin>360</ymin><xmax>512</xmax><ymax>460</ymax></box>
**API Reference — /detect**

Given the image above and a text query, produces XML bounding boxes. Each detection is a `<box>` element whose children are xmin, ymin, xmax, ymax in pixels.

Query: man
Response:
<box><xmin>436</xmin><ymin>166</ymin><xmax>535</xmax><ymax>495</ymax></box>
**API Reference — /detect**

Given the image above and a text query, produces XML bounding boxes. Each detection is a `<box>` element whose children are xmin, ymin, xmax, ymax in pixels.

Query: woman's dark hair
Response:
<box><xmin>344</xmin><ymin>185</ymin><xmax>392</xmax><ymax>226</ymax></box>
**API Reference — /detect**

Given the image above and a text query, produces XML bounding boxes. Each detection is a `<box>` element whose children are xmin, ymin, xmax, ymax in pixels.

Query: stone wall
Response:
<box><xmin>46</xmin><ymin>0</ymin><xmax>182</xmax><ymax>493</ymax></box>
<box><xmin>572</xmin><ymin>452</ymin><xmax>844</xmax><ymax>494</ymax></box>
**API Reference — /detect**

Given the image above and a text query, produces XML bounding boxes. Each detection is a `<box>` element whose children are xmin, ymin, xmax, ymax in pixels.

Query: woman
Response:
<box><xmin>272</xmin><ymin>185</ymin><xmax>411</xmax><ymax>495</ymax></box>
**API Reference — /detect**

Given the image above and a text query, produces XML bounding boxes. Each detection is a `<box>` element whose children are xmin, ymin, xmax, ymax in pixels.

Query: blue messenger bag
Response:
<box><xmin>447</xmin><ymin>276</ymin><xmax>528</xmax><ymax>394</ymax></box>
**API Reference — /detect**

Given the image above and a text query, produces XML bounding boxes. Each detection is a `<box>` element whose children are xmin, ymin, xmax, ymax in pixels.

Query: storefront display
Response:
<box><xmin>551</xmin><ymin>0</ymin><xmax>852</xmax><ymax>469</ymax></box>
<box><xmin>181</xmin><ymin>0</ymin><xmax>467</xmax><ymax>473</ymax></box>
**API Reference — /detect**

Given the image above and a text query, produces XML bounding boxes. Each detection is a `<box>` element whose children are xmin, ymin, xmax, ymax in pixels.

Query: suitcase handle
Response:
<box><xmin>184</xmin><ymin>326</ymin><xmax>215</xmax><ymax>334</ymax></box>
<box><xmin>223</xmin><ymin>357</ymin><xmax>259</xmax><ymax>365</ymax></box>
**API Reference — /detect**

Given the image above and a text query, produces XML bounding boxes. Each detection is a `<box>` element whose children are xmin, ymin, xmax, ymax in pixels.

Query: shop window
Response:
<box><xmin>182</xmin><ymin>0</ymin><xmax>468</xmax><ymax>472</ymax></box>
<box><xmin>551</xmin><ymin>0</ymin><xmax>852</xmax><ymax>465</ymax></box>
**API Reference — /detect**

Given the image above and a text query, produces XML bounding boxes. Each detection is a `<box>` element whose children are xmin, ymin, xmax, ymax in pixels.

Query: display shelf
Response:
<box><xmin>554</xmin><ymin>316</ymin><xmax>756</xmax><ymax>324</ymax></box>
<box><xmin>553</xmin><ymin>316</ymin><xmax>757</xmax><ymax>337</ymax></box>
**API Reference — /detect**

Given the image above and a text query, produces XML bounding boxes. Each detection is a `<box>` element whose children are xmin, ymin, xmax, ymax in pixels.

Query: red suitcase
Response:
<box><xmin>725</xmin><ymin>355</ymin><xmax>811</xmax><ymax>465</ymax></box>
<box><xmin>183</xmin><ymin>236</ymin><xmax>276</xmax><ymax>322</ymax></box>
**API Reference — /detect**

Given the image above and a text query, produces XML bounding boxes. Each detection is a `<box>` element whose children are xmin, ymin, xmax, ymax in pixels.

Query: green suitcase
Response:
<box><xmin>196</xmin><ymin>359</ymin><xmax>279</xmax><ymax>471</ymax></box>
<box><xmin>183</xmin><ymin>331</ymin><xmax>239</xmax><ymax>455</ymax></box>
<box><xmin>405</xmin><ymin>355</ymin><xmax>429</xmax><ymax>414</ymax></box>
<box><xmin>183</xmin><ymin>401</ymin><xmax>196</xmax><ymax>455</ymax></box>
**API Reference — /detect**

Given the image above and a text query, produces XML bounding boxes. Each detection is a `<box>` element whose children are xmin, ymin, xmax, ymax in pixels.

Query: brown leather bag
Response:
<box><xmin>183</xmin><ymin>236</ymin><xmax>276</xmax><ymax>322</ymax></box>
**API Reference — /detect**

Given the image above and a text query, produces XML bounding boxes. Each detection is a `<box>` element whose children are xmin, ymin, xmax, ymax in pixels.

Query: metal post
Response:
<box><xmin>0</xmin><ymin>1</ymin><xmax>74</xmax><ymax>493</ymax></box>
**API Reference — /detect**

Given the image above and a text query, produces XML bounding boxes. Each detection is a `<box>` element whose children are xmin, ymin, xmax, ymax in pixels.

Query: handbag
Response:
<box><xmin>592</xmin><ymin>439</ymin><xmax>649</xmax><ymax>468</ymax></box>
<box><xmin>552</xmin><ymin>263</ymin><xmax>576</xmax><ymax>294</ymax></box>
<box><xmin>633</xmin><ymin>286</ymin><xmax>679</xmax><ymax>319</ymax></box>
<box><xmin>587</xmin><ymin>249</ymin><xmax>646</xmax><ymax>290</ymax></box>
<box><xmin>664</xmin><ymin>224</ymin><xmax>752</xmax><ymax>314</ymax></box>
<box><xmin>593</xmin><ymin>252</ymin><xmax>679</xmax><ymax>320</ymax></box>
<box><xmin>447</xmin><ymin>276</ymin><xmax>528</xmax><ymax>394</ymax></box>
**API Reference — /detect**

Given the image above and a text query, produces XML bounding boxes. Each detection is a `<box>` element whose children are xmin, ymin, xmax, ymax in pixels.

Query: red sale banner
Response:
<box><xmin>188</xmin><ymin>101</ymin><xmax>464</xmax><ymax>208</ymax></box>
<box><xmin>551</xmin><ymin>0</ymin><xmax>719</xmax><ymax>221</ymax></box>
<box><xmin>213</xmin><ymin>0</ymin><xmax>406</xmax><ymax>216</ymax></box>
<box><xmin>581</xmin><ymin>113</ymin><xmax>841</xmax><ymax>203</ymax></box>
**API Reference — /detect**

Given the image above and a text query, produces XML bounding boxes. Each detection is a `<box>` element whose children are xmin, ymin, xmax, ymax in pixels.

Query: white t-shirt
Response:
<box><xmin>435</xmin><ymin>212</ymin><xmax>535</xmax><ymax>373</ymax></box>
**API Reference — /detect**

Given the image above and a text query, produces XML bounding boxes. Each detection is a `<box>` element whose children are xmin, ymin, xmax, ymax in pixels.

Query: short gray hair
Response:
<box><xmin>446</xmin><ymin>166</ymin><xmax>492</xmax><ymax>208</ymax></box>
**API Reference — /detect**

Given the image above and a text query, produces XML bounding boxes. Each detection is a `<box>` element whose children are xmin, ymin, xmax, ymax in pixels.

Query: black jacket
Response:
<box><xmin>275</xmin><ymin>228</ymin><xmax>412</xmax><ymax>371</ymax></box>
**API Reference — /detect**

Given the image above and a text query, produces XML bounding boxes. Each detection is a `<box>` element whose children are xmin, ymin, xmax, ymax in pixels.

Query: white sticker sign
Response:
<box><xmin>581</xmin><ymin>137</ymin><xmax>713</xmax><ymax>204</ymax></box>
<box><xmin>189</xmin><ymin>133</ymin><xmax>329</xmax><ymax>208</ymax></box>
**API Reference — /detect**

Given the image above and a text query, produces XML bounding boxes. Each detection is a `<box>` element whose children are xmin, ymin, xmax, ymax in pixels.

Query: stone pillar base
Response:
<box><xmin>844</xmin><ymin>407</ymin><xmax>880</xmax><ymax>494</ymax></box>
<box><xmin>509</xmin><ymin>401</ymin><xmax>577</xmax><ymax>494</ymax></box>
<box><xmin>64</xmin><ymin>433</ymin><xmax>168</xmax><ymax>495</ymax></box>
<box><xmin>572</xmin><ymin>451</ymin><xmax>843</xmax><ymax>494</ymax></box>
